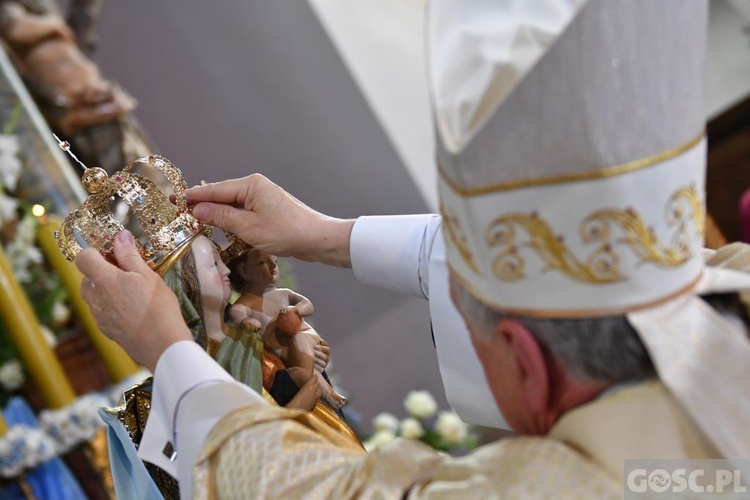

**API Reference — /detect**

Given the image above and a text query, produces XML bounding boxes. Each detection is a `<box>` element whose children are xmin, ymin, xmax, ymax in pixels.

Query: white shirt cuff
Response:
<box><xmin>350</xmin><ymin>214</ymin><xmax>439</xmax><ymax>298</ymax></box>
<box><xmin>138</xmin><ymin>341</ymin><xmax>265</xmax><ymax>484</ymax></box>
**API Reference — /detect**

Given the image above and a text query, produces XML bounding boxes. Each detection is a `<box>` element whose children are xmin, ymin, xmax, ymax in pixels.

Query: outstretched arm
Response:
<box><xmin>284</xmin><ymin>289</ymin><xmax>314</xmax><ymax>317</ymax></box>
<box><xmin>186</xmin><ymin>174</ymin><xmax>355</xmax><ymax>268</ymax></box>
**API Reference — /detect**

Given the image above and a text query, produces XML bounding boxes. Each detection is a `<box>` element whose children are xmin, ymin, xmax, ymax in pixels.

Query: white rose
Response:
<box><xmin>403</xmin><ymin>390</ymin><xmax>437</xmax><ymax>419</ymax></box>
<box><xmin>399</xmin><ymin>417</ymin><xmax>424</xmax><ymax>439</ymax></box>
<box><xmin>5</xmin><ymin>238</ymin><xmax>42</xmax><ymax>283</ymax></box>
<box><xmin>363</xmin><ymin>429</ymin><xmax>395</xmax><ymax>452</ymax></box>
<box><xmin>14</xmin><ymin>216</ymin><xmax>38</xmax><ymax>245</ymax></box>
<box><xmin>0</xmin><ymin>134</ymin><xmax>21</xmax><ymax>189</ymax></box>
<box><xmin>52</xmin><ymin>301</ymin><xmax>71</xmax><ymax>326</ymax></box>
<box><xmin>0</xmin><ymin>193</ymin><xmax>17</xmax><ymax>223</ymax></box>
<box><xmin>0</xmin><ymin>359</ymin><xmax>25</xmax><ymax>391</ymax></box>
<box><xmin>372</xmin><ymin>412</ymin><xmax>399</xmax><ymax>433</ymax></box>
<box><xmin>435</xmin><ymin>411</ymin><xmax>468</xmax><ymax>446</ymax></box>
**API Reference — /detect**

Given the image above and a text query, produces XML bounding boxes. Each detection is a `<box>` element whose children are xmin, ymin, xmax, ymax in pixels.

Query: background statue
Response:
<box><xmin>0</xmin><ymin>0</ymin><xmax>166</xmax><ymax>235</ymax></box>
<box><xmin>0</xmin><ymin>0</ymin><xmax>148</xmax><ymax>168</ymax></box>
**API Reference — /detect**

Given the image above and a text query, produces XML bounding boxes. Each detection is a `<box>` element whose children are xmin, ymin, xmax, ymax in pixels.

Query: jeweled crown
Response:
<box><xmin>219</xmin><ymin>231</ymin><xmax>251</xmax><ymax>266</ymax></box>
<box><xmin>55</xmin><ymin>142</ymin><xmax>203</xmax><ymax>272</ymax></box>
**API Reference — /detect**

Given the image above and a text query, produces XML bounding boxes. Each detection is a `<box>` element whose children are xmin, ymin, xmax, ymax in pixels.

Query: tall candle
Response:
<box><xmin>0</xmin><ymin>411</ymin><xmax>7</xmax><ymax>437</ymax></box>
<box><xmin>0</xmin><ymin>244</ymin><xmax>75</xmax><ymax>409</ymax></box>
<box><xmin>36</xmin><ymin>218</ymin><xmax>140</xmax><ymax>382</ymax></box>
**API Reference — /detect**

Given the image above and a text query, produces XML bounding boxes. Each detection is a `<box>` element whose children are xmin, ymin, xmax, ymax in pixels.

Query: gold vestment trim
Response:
<box><xmin>448</xmin><ymin>267</ymin><xmax>703</xmax><ymax>319</ymax></box>
<box><xmin>444</xmin><ymin>182</ymin><xmax>703</xmax><ymax>283</ymax></box>
<box><xmin>484</xmin><ymin>184</ymin><xmax>703</xmax><ymax>284</ymax></box>
<box><xmin>439</xmin><ymin>132</ymin><xmax>705</xmax><ymax>196</ymax></box>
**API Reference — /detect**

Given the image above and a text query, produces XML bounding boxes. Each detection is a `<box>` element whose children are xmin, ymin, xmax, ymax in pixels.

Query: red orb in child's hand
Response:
<box><xmin>276</xmin><ymin>310</ymin><xmax>302</xmax><ymax>337</ymax></box>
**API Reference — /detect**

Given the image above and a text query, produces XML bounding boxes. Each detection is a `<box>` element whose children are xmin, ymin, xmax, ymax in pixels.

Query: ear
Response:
<box><xmin>498</xmin><ymin>318</ymin><xmax>550</xmax><ymax>415</ymax></box>
<box><xmin>231</xmin><ymin>259</ymin><xmax>248</xmax><ymax>284</ymax></box>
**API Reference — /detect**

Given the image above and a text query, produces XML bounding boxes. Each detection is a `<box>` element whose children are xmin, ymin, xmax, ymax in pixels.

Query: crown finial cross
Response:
<box><xmin>53</xmin><ymin>133</ymin><xmax>89</xmax><ymax>171</ymax></box>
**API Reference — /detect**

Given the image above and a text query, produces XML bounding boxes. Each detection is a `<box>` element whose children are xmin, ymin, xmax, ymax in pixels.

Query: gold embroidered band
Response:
<box><xmin>484</xmin><ymin>184</ymin><xmax>704</xmax><ymax>284</ymax></box>
<box><xmin>448</xmin><ymin>267</ymin><xmax>703</xmax><ymax>319</ymax></box>
<box><xmin>439</xmin><ymin>131</ymin><xmax>705</xmax><ymax>197</ymax></box>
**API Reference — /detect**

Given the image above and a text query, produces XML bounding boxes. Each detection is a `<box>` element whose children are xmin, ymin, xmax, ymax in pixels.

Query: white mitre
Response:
<box><xmin>430</xmin><ymin>0</ymin><xmax>750</xmax><ymax>457</ymax></box>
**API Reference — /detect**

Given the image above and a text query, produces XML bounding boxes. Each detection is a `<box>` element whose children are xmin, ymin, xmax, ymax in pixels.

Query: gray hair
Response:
<box><xmin>454</xmin><ymin>283</ymin><xmax>749</xmax><ymax>384</ymax></box>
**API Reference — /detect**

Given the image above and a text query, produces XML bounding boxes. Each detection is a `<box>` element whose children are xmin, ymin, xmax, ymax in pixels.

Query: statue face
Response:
<box><xmin>243</xmin><ymin>249</ymin><xmax>279</xmax><ymax>289</ymax></box>
<box><xmin>192</xmin><ymin>236</ymin><xmax>232</xmax><ymax>311</ymax></box>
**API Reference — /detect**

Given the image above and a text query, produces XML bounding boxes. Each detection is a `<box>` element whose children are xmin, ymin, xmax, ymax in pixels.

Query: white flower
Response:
<box><xmin>0</xmin><ymin>193</ymin><xmax>17</xmax><ymax>223</ymax></box>
<box><xmin>5</xmin><ymin>240</ymin><xmax>42</xmax><ymax>283</ymax></box>
<box><xmin>14</xmin><ymin>214</ymin><xmax>37</xmax><ymax>245</ymax></box>
<box><xmin>40</xmin><ymin>325</ymin><xmax>57</xmax><ymax>347</ymax></box>
<box><xmin>399</xmin><ymin>418</ymin><xmax>424</xmax><ymax>439</ymax></box>
<box><xmin>435</xmin><ymin>410</ymin><xmax>468</xmax><ymax>446</ymax></box>
<box><xmin>0</xmin><ymin>134</ymin><xmax>21</xmax><ymax>190</ymax></box>
<box><xmin>0</xmin><ymin>360</ymin><xmax>24</xmax><ymax>391</ymax></box>
<box><xmin>5</xmin><ymin>214</ymin><xmax>43</xmax><ymax>284</ymax></box>
<box><xmin>403</xmin><ymin>390</ymin><xmax>437</xmax><ymax>419</ymax></box>
<box><xmin>362</xmin><ymin>429</ymin><xmax>395</xmax><ymax>452</ymax></box>
<box><xmin>51</xmin><ymin>301</ymin><xmax>71</xmax><ymax>326</ymax></box>
<box><xmin>372</xmin><ymin>412</ymin><xmax>399</xmax><ymax>433</ymax></box>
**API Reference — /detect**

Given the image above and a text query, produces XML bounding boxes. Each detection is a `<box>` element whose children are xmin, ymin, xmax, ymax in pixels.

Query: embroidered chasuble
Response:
<box><xmin>192</xmin><ymin>381</ymin><xmax>722</xmax><ymax>498</ymax></box>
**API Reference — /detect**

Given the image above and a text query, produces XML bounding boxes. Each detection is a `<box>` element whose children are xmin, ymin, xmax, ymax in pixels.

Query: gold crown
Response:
<box><xmin>219</xmin><ymin>231</ymin><xmax>252</xmax><ymax>266</ymax></box>
<box><xmin>55</xmin><ymin>150</ymin><xmax>204</xmax><ymax>274</ymax></box>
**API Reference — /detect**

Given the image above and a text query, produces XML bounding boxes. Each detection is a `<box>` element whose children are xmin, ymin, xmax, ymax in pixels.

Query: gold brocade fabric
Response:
<box><xmin>192</xmin><ymin>406</ymin><xmax>619</xmax><ymax>499</ymax></box>
<box><xmin>706</xmin><ymin>242</ymin><xmax>750</xmax><ymax>312</ymax></box>
<box><xmin>193</xmin><ymin>381</ymin><xmax>722</xmax><ymax>498</ymax></box>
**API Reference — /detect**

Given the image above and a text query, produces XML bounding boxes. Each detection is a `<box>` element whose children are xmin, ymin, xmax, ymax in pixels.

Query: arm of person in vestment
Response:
<box><xmin>349</xmin><ymin>214</ymin><xmax>442</xmax><ymax>298</ymax></box>
<box><xmin>186</xmin><ymin>174</ymin><xmax>355</xmax><ymax>267</ymax></box>
<box><xmin>192</xmin><ymin>394</ymin><xmax>446</xmax><ymax>499</ymax></box>
<box><xmin>183</xmin><ymin>175</ymin><xmax>508</xmax><ymax>428</ymax></box>
<box><xmin>146</xmin><ymin>341</ymin><xmax>267</xmax><ymax>496</ymax></box>
<box><xmin>184</xmin><ymin>174</ymin><xmax>442</xmax><ymax>298</ymax></box>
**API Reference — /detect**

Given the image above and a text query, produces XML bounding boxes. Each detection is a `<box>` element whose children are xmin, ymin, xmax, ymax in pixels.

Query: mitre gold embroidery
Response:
<box><xmin>485</xmin><ymin>185</ymin><xmax>703</xmax><ymax>284</ymax></box>
<box><xmin>441</xmin><ymin>205</ymin><xmax>479</xmax><ymax>274</ymax></box>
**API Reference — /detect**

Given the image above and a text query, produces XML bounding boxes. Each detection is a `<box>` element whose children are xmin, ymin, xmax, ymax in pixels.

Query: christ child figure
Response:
<box><xmin>227</xmin><ymin>249</ymin><xmax>348</xmax><ymax>410</ymax></box>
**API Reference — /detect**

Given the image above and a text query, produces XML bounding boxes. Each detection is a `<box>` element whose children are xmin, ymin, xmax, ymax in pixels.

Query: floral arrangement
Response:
<box><xmin>0</xmin><ymin>124</ymin><xmax>73</xmax><ymax>406</ymax></box>
<box><xmin>362</xmin><ymin>390</ymin><xmax>480</xmax><ymax>453</ymax></box>
<box><xmin>0</xmin><ymin>112</ymin><xmax>139</xmax><ymax>478</ymax></box>
<box><xmin>0</xmin><ymin>370</ymin><xmax>150</xmax><ymax>478</ymax></box>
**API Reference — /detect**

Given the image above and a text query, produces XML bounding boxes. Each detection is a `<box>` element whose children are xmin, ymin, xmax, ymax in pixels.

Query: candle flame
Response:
<box><xmin>31</xmin><ymin>204</ymin><xmax>45</xmax><ymax>217</ymax></box>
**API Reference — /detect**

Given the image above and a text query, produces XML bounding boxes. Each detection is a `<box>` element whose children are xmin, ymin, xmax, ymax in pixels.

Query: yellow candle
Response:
<box><xmin>0</xmin><ymin>411</ymin><xmax>8</xmax><ymax>437</ymax></box>
<box><xmin>37</xmin><ymin>218</ymin><xmax>140</xmax><ymax>382</ymax></box>
<box><xmin>0</xmin><ymin>244</ymin><xmax>75</xmax><ymax>409</ymax></box>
